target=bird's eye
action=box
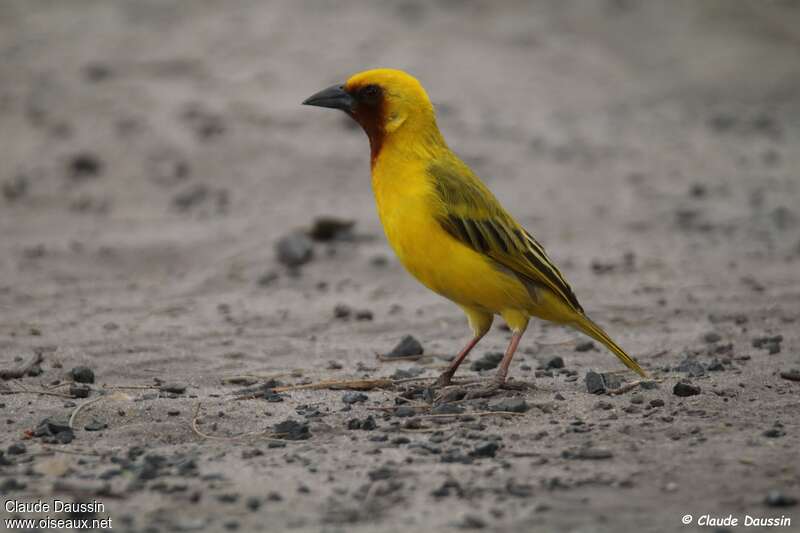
[359,84,381,104]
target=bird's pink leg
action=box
[435,333,486,387]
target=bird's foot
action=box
[434,371,454,388]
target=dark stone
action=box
[70,384,91,398]
[354,309,373,321]
[7,443,26,455]
[70,366,95,384]
[159,383,187,394]
[458,514,487,529]
[387,335,424,358]
[84,418,108,432]
[333,304,352,319]
[763,428,785,438]
[68,152,103,181]
[274,232,313,268]
[563,447,614,460]
[649,399,665,408]
[394,406,416,417]
[780,369,800,382]
[308,217,355,242]
[471,352,503,371]
[489,398,529,413]
[703,332,721,343]
[765,490,797,507]
[432,403,464,415]
[469,442,500,458]
[273,419,310,440]
[675,356,705,377]
[575,341,596,352]
[585,371,621,394]
[33,417,75,444]
[545,356,564,369]
[707,359,725,372]
[673,381,701,397]
[342,392,368,405]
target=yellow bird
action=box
[303,69,646,396]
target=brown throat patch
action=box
[348,85,387,167]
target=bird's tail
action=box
[574,316,647,377]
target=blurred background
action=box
[1,1,799,531]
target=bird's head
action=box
[303,69,439,162]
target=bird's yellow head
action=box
[303,68,440,164]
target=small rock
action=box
[469,441,500,458]
[563,447,614,460]
[273,419,310,440]
[489,398,528,413]
[70,384,91,398]
[458,514,487,529]
[471,352,503,371]
[257,271,279,287]
[575,341,596,352]
[675,356,705,377]
[7,443,26,455]
[308,217,355,242]
[545,356,564,369]
[387,335,424,358]
[584,371,621,394]
[779,369,800,382]
[342,392,368,405]
[33,417,74,444]
[354,309,373,321]
[394,406,416,418]
[68,152,103,181]
[703,332,721,343]
[333,304,352,319]
[274,232,313,268]
[763,428,785,438]
[673,381,701,397]
[431,403,464,415]
[649,398,665,408]
[84,418,108,432]
[765,490,797,508]
[70,366,95,384]
[159,383,187,394]
[707,359,725,372]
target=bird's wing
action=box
[428,159,584,314]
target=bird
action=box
[303,68,646,397]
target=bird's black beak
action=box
[302,84,354,112]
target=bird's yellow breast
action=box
[371,153,532,315]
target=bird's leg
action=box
[435,333,485,387]
[465,330,524,399]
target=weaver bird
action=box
[303,69,646,396]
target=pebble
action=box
[387,335,424,358]
[575,341,596,352]
[779,369,800,382]
[563,447,614,460]
[675,356,705,377]
[489,398,529,413]
[469,442,500,458]
[703,332,722,343]
[458,514,487,529]
[33,417,75,444]
[585,371,621,394]
[342,392,368,405]
[70,384,91,398]
[68,152,103,181]
[7,443,26,455]
[763,428,785,438]
[431,403,465,415]
[545,356,564,369]
[765,490,797,507]
[649,399,665,408]
[308,217,355,242]
[159,383,187,394]
[673,381,701,397]
[471,352,503,371]
[70,366,95,383]
[273,419,310,440]
[274,232,314,268]
[84,418,108,432]
[394,406,416,417]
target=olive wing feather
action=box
[429,160,584,314]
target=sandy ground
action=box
[1,1,800,532]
